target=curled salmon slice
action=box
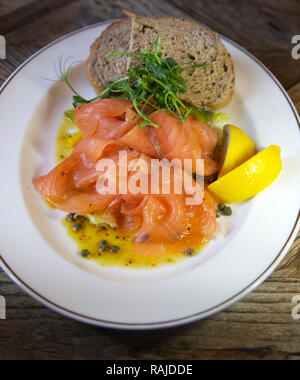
[74,99,132,138]
[73,137,122,161]
[34,152,82,205]
[150,111,219,176]
[60,192,118,215]
[190,120,218,155]
[136,195,188,243]
[132,191,216,256]
[120,126,159,157]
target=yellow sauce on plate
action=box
[63,217,188,269]
[55,113,81,164]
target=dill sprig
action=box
[58,37,208,128]
[55,56,82,96]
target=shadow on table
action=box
[88,321,202,359]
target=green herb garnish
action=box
[64,109,76,121]
[58,37,208,128]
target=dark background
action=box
[0,0,299,360]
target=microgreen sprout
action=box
[57,37,208,128]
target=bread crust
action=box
[86,19,130,94]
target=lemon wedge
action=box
[219,125,257,178]
[208,145,282,203]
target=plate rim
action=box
[0,20,299,330]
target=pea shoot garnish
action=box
[58,37,208,128]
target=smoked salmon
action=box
[34,99,218,256]
[73,99,219,176]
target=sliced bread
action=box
[87,13,235,109]
[125,12,235,109]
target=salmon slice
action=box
[123,108,140,131]
[34,151,101,205]
[35,137,123,207]
[150,111,197,162]
[136,195,187,243]
[121,195,147,216]
[95,117,125,139]
[120,126,159,157]
[60,192,118,215]
[73,162,97,190]
[190,120,218,155]
[34,153,82,205]
[74,99,132,138]
[73,137,122,161]
[150,111,219,176]
[118,214,143,232]
[71,138,125,189]
[190,119,219,176]
[185,190,217,243]
[203,156,219,177]
[132,191,216,256]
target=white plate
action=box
[0,21,299,329]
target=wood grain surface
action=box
[0,0,299,360]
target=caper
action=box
[73,223,82,231]
[216,210,222,218]
[100,240,109,252]
[111,246,120,253]
[67,213,77,222]
[81,250,89,258]
[184,249,194,256]
[223,206,232,216]
[218,203,226,211]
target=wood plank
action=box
[0,0,80,85]
[271,85,300,279]
[0,0,78,35]
[1,272,300,360]
[273,233,300,278]
[0,0,35,16]
[4,0,80,47]
[78,0,300,89]
[79,0,190,26]
[0,45,37,84]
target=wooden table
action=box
[0,0,299,360]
